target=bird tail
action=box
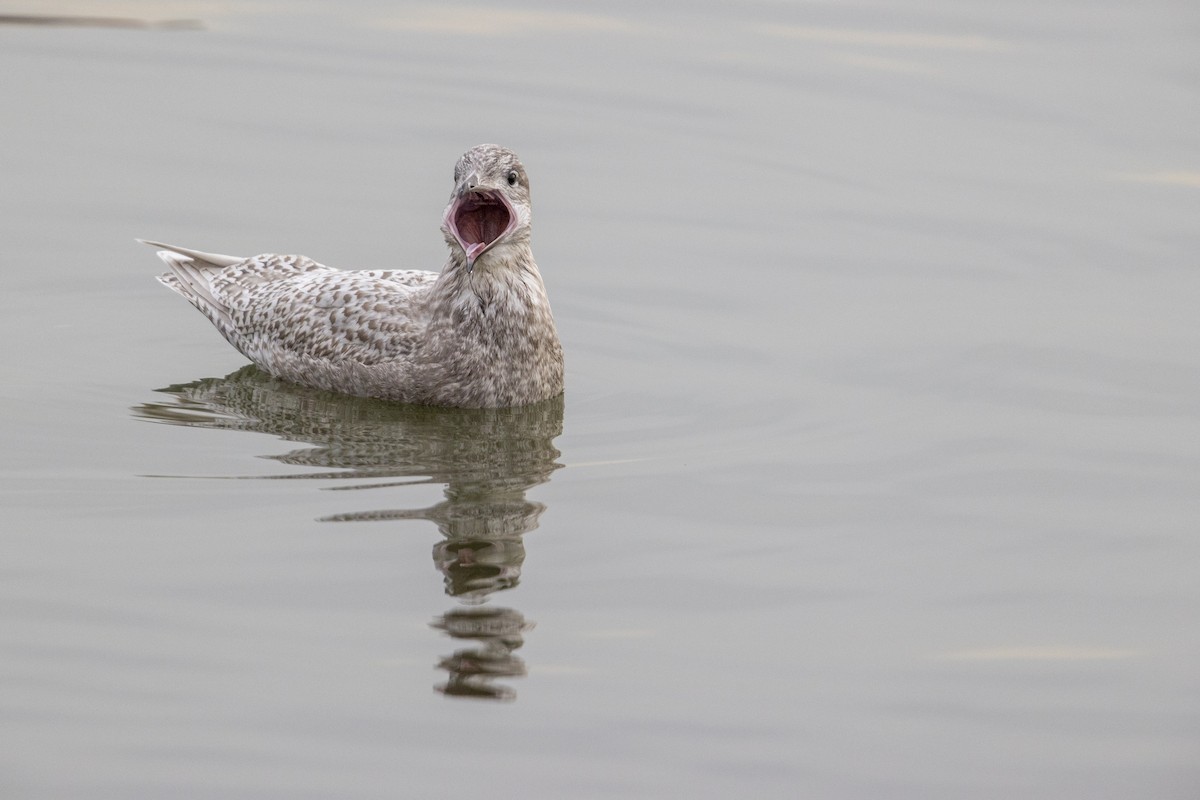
[140,239,242,329]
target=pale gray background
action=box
[1,2,1198,798]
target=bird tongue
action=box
[453,193,512,258]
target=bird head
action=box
[442,144,532,273]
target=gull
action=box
[142,144,563,408]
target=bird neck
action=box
[427,244,548,332]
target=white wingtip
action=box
[137,239,245,267]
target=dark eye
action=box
[507,170,518,186]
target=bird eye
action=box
[507,170,518,186]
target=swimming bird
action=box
[142,144,563,408]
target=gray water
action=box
[2,2,1198,798]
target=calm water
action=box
[2,2,1198,797]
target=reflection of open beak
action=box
[444,178,518,273]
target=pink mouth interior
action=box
[452,191,513,260]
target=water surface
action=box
[1,2,1198,798]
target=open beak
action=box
[443,174,518,273]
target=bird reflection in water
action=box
[134,365,563,701]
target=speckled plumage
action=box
[144,144,563,408]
